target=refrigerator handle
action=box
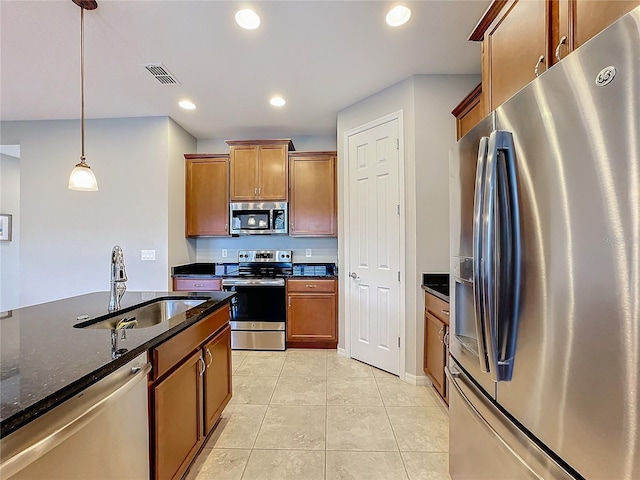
[472,136,491,373]
[486,130,522,382]
[482,131,499,380]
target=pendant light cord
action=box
[80,6,86,162]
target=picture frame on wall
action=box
[0,214,12,242]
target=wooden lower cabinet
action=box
[423,291,450,404]
[203,325,232,434]
[286,279,337,346]
[424,311,447,397]
[153,350,203,480]
[150,305,232,480]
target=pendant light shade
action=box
[68,0,99,191]
[69,157,98,191]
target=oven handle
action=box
[221,278,285,287]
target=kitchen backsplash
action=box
[195,236,338,263]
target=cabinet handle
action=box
[198,357,206,376]
[555,35,567,62]
[193,283,204,287]
[438,326,445,343]
[225,223,228,232]
[254,187,258,196]
[288,296,291,307]
[440,309,450,316]
[305,284,317,288]
[534,55,545,77]
[205,348,213,368]
[444,331,450,347]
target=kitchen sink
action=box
[76,298,206,330]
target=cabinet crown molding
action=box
[225,139,295,151]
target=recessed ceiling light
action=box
[235,8,260,30]
[270,96,286,107]
[386,5,411,27]
[178,100,196,110]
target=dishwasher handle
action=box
[0,361,151,479]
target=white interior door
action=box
[347,118,401,375]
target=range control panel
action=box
[238,250,292,263]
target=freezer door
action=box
[494,7,640,480]
[449,113,496,397]
[448,360,577,480]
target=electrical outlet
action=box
[141,249,155,261]
[222,249,228,258]
[306,249,312,257]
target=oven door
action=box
[222,278,286,350]
[230,209,272,234]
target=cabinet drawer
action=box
[173,278,221,291]
[152,305,229,380]
[425,292,450,325]
[287,278,336,293]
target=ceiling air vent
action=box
[143,63,181,86]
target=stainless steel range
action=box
[221,250,292,350]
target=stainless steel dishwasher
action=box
[0,353,151,480]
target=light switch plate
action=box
[222,249,228,258]
[306,249,312,257]
[141,249,155,261]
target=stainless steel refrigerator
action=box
[448,7,640,480]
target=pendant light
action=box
[68,0,99,191]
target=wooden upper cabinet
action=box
[185,154,229,237]
[469,0,640,114]
[227,139,294,201]
[570,0,640,50]
[228,146,259,201]
[259,144,289,200]
[484,0,549,111]
[451,83,484,140]
[289,152,337,237]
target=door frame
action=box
[341,110,406,380]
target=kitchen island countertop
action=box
[0,290,233,437]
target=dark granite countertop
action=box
[422,285,450,303]
[172,262,337,278]
[0,290,233,437]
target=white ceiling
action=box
[0,0,489,140]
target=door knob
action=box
[349,272,358,279]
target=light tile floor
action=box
[185,349,451,480]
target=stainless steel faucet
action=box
[108,245,128,311]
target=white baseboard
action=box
[337,347,347,358]
[404,372,432,386]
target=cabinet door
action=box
[289,153,337,236]
[572,0,640,49]
[424,311,446,398]
[258,144,288,200]
[186,158,229,236]
[230,145,259,201]
[287,294,337,342]
[485,0,549,110]
[203,324,232,434]
[154,350,203,480]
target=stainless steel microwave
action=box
[229,202,288,235]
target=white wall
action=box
[337,74,480,379]
[1,153,21,311]
[167,118,197,282]
[195,236,338,264]
[412,74,481,375]
[0,116,191,308]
